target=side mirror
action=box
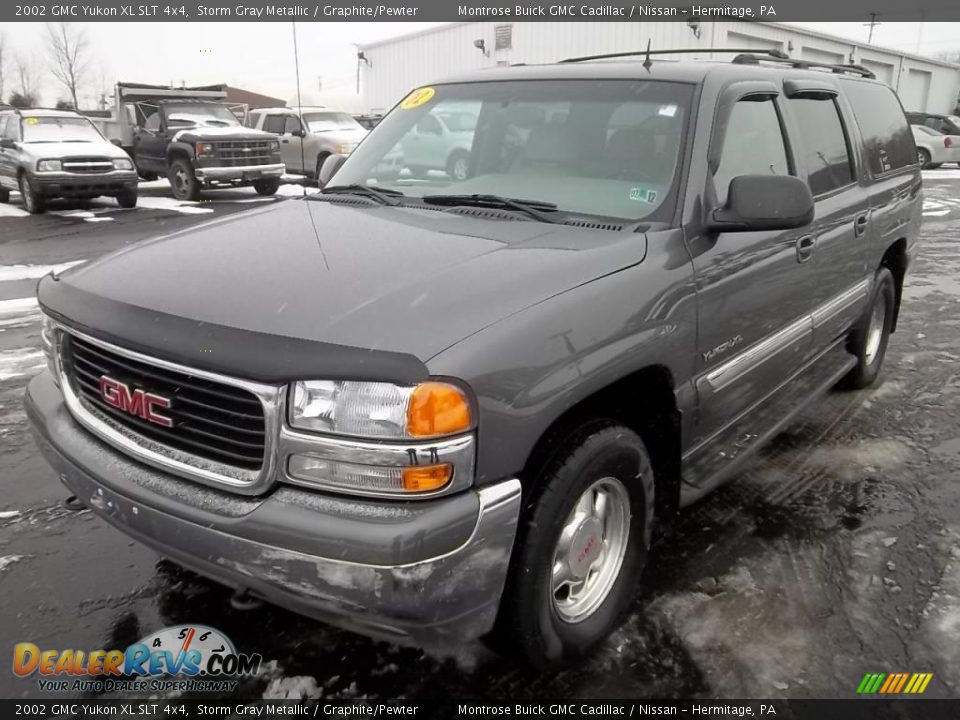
[291,128,306,138]
[0,138,16,150]
[318,153,347,187]
[709,175,814,233]
[110,138,123,147]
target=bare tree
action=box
[0,32,7,103]
[12,54,39,106]
[46,22,90,109]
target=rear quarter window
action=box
[839,80,915,176]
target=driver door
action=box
[280,114,306,174]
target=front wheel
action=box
[446,150,470,181]
[19,174,46,214]
[492,422,655,669]
[116,190,138,209]
[917,148,932,169]
[253,178,281,196]
[168,158,200,201]
[840,267,896,390]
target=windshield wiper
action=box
[320,184,404,206]
[421,194,561,224]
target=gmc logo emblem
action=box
[98,376,173,428]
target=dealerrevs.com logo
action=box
[13,625,262,693]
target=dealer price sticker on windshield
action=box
[401,87,436,110]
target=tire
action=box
[492,421,655,669]
[315,153,330,181]
[917,148,932,169]
[840,267,896,390]
[0,188,9,204]
[446,150,470,181]
[116,190,138,209]
[253,178,281,196]
[19,174,46,214]
[167,158,200,201]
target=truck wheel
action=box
[19,174,46,214]
[253,178,281,196]
[840,267,895,390]
[168,159,200,201]
[917,148,932,169]
[116,190,138,209]
[0,188,9,204]
[315,153,330,181]
[446,150,470,181]
[493,422,654,669]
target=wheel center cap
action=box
[568,517,603,580]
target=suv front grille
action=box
[63,334,266,470]
[62,157,114,174]
[214,141,274,167]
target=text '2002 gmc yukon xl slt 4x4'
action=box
[26,52,921,668]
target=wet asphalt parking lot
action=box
[2,171,960,703]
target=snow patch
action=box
[0,555,25,572]
[0,261,86,283]
[0,510,20,520]
[0,348,45,381]
[0,297,38,316]
[134,197,214,214]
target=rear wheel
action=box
[253,178,281,196]
[917,148,932,169]
[446,150,470,181]
[19,174,46,214]
[168,158,200,201]
[840,267,895,390]
[492,422,654,669]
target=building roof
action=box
[221,85,286,109]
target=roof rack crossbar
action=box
[731,53,876,78]
[560,47,790,64]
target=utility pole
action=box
[863,13,881,44]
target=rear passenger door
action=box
[781,84,872,348]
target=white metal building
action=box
[359,22,960,115]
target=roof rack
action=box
[560,47,790,64]
[731,53,876,78]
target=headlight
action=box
[290,380,472,440]
[37,160,62,172]
[196,142,214,156]
[40,313,60,386]
[334,143,358,154]
[113,158,134,170]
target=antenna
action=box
[642,39,653,72]
[291,22,307,197]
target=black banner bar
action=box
[4,699,960,720]
[4,0,960,22]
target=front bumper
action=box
[26,371,521,646]
[194,163,284,182]
[31,171,138,198]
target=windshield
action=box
[165,103,240,128]
[333,79,693,221]
[303,112,363,132]
[21,116,103,143]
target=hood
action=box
[20,140,131,160]
[171,125,275,142]
[309,127,368,143]
[39,200,646,382]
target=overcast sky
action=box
[3,21,959,109]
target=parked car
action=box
[906,111,960,137]
[28,52,921,668]
[247,107,367,179]
[399,108,478,180]
[912,124,960,168]
[0,108,138,214]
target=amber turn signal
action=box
[402,464,453,492]
[406,382,471,438]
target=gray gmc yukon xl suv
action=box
[26,54,922,668]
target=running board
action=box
[679,340,856,507]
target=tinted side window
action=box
[263,114,285,134]
[283,115,302,135]
[788,98,854,195]
[840,80,914,175]
[714,98,790,204]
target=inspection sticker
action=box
[23,117,39,125]
[630,187,658,203]
[401,87,436,110]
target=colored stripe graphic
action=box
[857,672,933,694]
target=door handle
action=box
[796,235,816,263]
[854,214,869,237]
[281,139,289,144]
